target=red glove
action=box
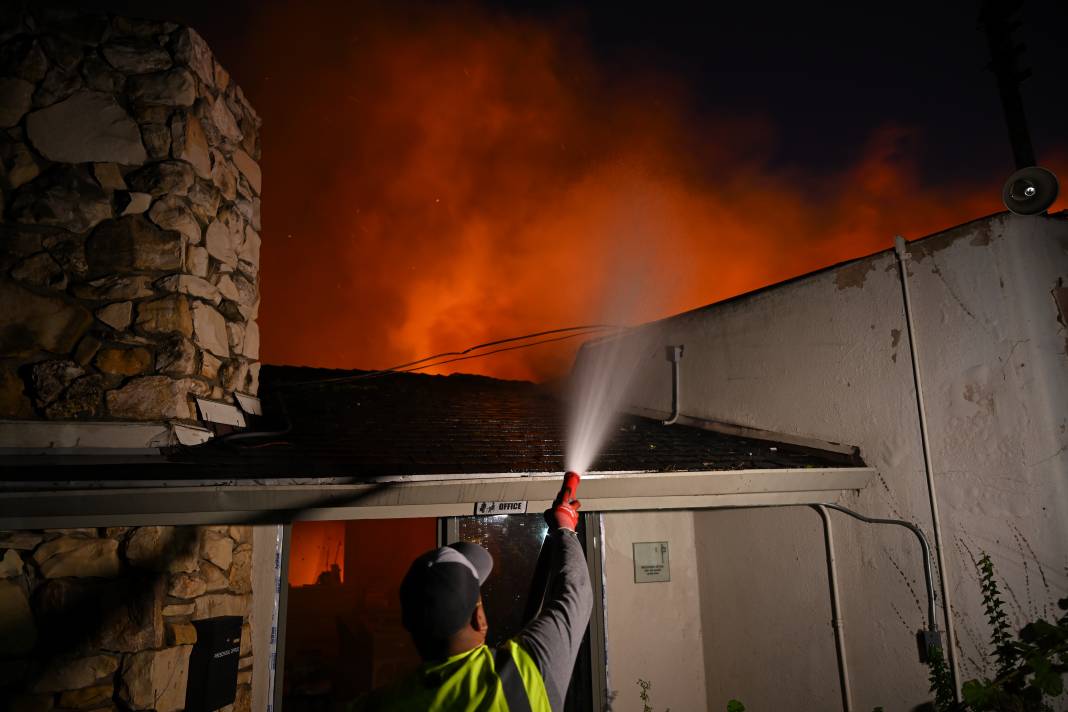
[547,472,581,531]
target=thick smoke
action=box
[242,2,1063,381]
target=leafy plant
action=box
[978,553,1016,680]
[926,642,959,711]
[636,678,669,712]
[726,701,745,712]
[637,679,652,712]
[959,594,1068,710]
[926,552,1068,711]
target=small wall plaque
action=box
[633,541,670,583]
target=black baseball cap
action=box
[399,542,493,640]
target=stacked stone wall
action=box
[1,524,255,711]
[0,5,262,422]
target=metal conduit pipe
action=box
[749,502,941,701]
[818,503,937,634]
[662,345,684,425]
[894,236,962,699]
[813,505,853,712]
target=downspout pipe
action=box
[663,345,684,425]
[894,236,961,699]
[813,505,853,712]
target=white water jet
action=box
[562,200,674,475]
[564,327,648,475]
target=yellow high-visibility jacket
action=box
[348,640,551,711]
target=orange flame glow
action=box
[247,3,1065,382]
[289,521,345,587]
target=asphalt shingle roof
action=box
[164,365,862,478]
[0,365,863,481]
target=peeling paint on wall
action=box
[834,259,876,290]
[908,213,1002,262]
[969,224,994,247]
[1053,280,1068,357]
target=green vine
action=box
[978,553,1016,680]
[636,678,669,712]
[925,551,1068,711]
[926,642,959,711]
[637,678,652,712]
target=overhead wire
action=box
[216,322,624,446]
[286,323,625,386]
[392,329,607,374]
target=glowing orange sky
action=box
[250,3,1065,382]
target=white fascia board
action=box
[0,467,875,529]
[0,420,172,450]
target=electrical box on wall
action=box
[185,616,242,712]
[633,541,670,583]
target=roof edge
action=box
[649,210,1013,326]
[0,467,877,528]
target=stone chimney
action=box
[0,5,262,429]
[0,10,263,711]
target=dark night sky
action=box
[562,0,1067,188]
[78,0,1067,184]
[61,0,1068,378]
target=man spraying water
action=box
[350,472,591,711]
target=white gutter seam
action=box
[894,235,961,700]
[266,525,283,712]
[598,513,611,707]
[815,504,853,712]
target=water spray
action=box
[565,329,648,475]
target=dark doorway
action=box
[282,517,437,711]
[282,513,601,711]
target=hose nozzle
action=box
[561,471,580,502]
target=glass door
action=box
[444,513,606,712]
[279,513,606,711]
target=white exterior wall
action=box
[693,506,844,710]
[586,213,1068,710]
[602,511,708,711]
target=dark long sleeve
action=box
[516,529,593,712]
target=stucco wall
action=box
[602,510,707,712]
[586,212,1068,709]
[694,507,843,710]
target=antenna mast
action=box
[979,0,1036,169]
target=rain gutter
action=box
[0,467,875,529]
